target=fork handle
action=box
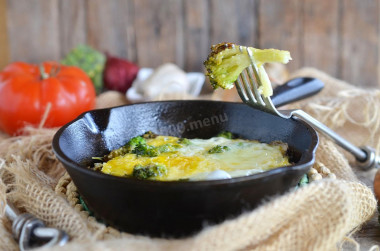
[272,77,324,107]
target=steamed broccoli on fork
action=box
[203,42,292,97]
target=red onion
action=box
[103,54,139,93]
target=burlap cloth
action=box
[0,68,378,250]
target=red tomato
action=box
[0,61,96,135]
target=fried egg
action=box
[100,136,290,181]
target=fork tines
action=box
[236,65,265,106]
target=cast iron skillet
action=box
[52,78,321,238]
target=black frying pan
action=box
[52,78,321,237]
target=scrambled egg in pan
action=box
[96,132,290,181]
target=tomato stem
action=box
[39,65,49,80]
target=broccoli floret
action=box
[132,164,167,180]
[104,136,147,160]
[126,136,146,151]
[132,143,159,157]
[203,42,291,97]
[178,138,191,145]
[157,144,180,153]
[208,145,230,154]
[104,134,166,161]
[297,174,309,187]
[204,43,250,90]
[111,134,182,158]
[217,131,234,139]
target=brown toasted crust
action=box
[209,42,235,57]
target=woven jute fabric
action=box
[0,68,378,250]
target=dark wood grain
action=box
[6,0,60,63]
[183,0,209,72]
[340,0,379,88]
[352,212,380,250]
[86,0,136,61]
[58,0,86,57]
[303,0,339,77]
[2,0,380,87]
[0,0,9,69]
[350,167,380,250]
[133,0,184,68]
[209,0,257,47]
[258,0,303,72]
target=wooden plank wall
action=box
[2,0,380,88]
[0,0,9,69]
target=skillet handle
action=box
[271,77,324,107]
[290,110,380,170]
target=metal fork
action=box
[235,46,379,170]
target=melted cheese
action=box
[101,136,290,181]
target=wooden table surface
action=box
[350,167,380,249]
